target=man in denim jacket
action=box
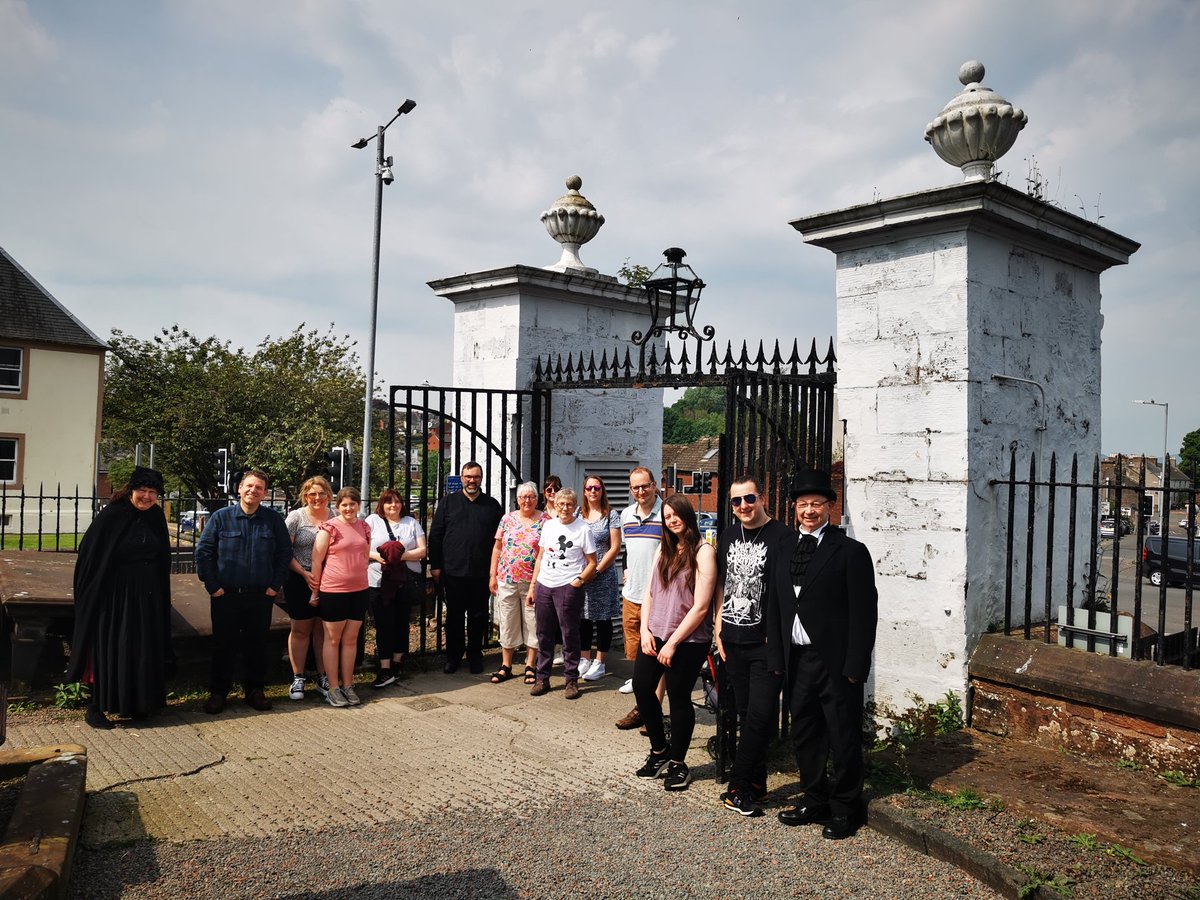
[196,469,291,714]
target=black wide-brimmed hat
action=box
[788,467,836,502]
[128,466,165,494]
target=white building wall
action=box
[1,344,104,533]
[794,182,1137,716]
[432,266,663,504]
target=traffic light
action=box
[213,448,229,495]
[325,447,345,492]
[689,470,702,494]
[1141,494,1154,516]
[700,471,713,493]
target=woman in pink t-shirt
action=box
[311,487,372,708]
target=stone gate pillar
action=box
[789,63,1139,712]
[427,177,663,498]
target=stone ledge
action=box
[969,632,1200,733]
[0,745,87,900]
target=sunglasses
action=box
[584,485,603,492]
[730,494,758,507]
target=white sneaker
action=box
[553,654,564,666]
[619,677,634,694]
[577,658,594,678]
[288,676,305,701]
[583,661,606,682]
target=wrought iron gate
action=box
[385,383,551,654]
[384,338,835,656]
[532,336,836,530]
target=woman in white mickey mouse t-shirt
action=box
[526,487,596,699]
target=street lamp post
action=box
[1133,398,1169,533]
[352,99,416,503]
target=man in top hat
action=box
[766,467,877,839]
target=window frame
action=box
[0,345,29,399]
[0,433,23,487]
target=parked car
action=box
[178,510,208,533]
[1099,518,1116,538]
[697,513,717,529]
[1142,536,1200,587]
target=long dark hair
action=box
[657,495,700,591]
[539,474,562,511]
[580,474,610,517]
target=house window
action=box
[0,347,22,394]
[0,437,17,484]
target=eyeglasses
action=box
[630,483,654,493]
[730,494,758,507]
[584,485,603,492]
[795,500,829,511]
[544,487,557,494]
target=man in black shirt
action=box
[428,461,503,674]
[715,474,793,817]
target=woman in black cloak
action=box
[68,466,174,728]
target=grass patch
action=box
[1017,867,1074,898]
[930,786,988,811]
[1159,769,1200,788]
[1106,843,1147,866]
[1067,832,1099,851]
[0,533,84,550]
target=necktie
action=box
[791,533,818,584]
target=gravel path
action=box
[70,800,999,899]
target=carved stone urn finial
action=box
[925,61,1028,182]
[541,175,605,274]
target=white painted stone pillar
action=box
[790,181,1138,712]
[427,265,663,499]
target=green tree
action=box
[663,385,726,443]
[1179,428,1200,478]
[103,325,366,498]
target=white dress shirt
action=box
[791,524,827,645]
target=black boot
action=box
[85,703,114,730]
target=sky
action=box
[2,0,1197,459]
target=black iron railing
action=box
[992,451,1197,669]
[0,485,290,574]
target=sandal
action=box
[523,665,537,685]
[490,665,513,684]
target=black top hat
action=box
[788,467,837,502]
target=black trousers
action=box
[209,589,274,695]
[441,574,490,664]
[725,641,782,791]
[633,638,710,763]
[579,618,613,653]
[786,644,865,819]
[371,579,421,661]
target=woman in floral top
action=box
[488,481,550,684]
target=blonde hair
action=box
[299,475,333,503]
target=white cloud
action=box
[1,0,1198,454]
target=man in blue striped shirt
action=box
[614,466,664,730]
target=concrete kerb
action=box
[0,744,88,900]
[867,800,1042,900]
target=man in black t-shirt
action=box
[715,474,793,817]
